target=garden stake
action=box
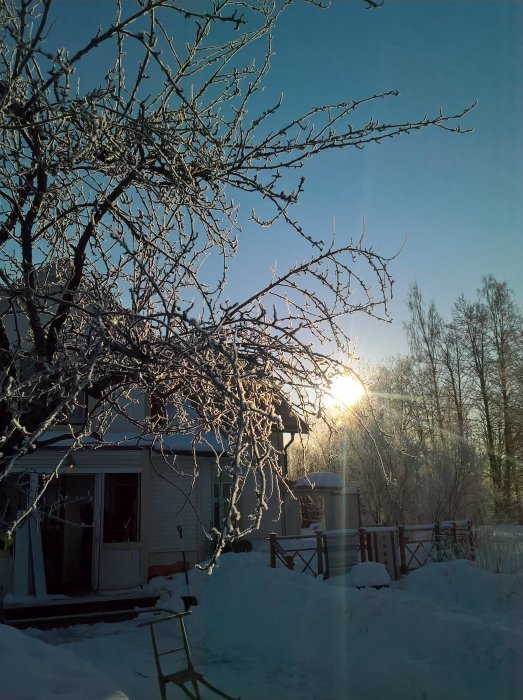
[177,525,198,611]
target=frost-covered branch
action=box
[0,0,473,558]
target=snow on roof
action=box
[293,471,344,490]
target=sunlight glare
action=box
[324,374,365,410]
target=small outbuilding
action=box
[293,472,361,531]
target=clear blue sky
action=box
[230,0,523,364]
[53,1,522,365]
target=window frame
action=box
[103,472,141,544]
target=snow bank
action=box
[347,561,391,588]
[0,623,128,700]
[17,549,523,700]
[399,558,522,617]
[188,554,523,700]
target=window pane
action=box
[103,474,140,543]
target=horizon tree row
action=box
[291,276,522,525]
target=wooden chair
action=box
[140,611,240,700]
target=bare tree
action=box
[454,278,523,520]
[406,284,446,434]
[295,278,522,526]
[0,0,472,561]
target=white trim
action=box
[12,513,30,596]
[29,517,46,598]
[92,473,104,591]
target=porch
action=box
[2,588,159,629]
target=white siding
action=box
[237,433,289,541]
[239,467,287,541]
[98,547,141,590]
[14,447,142,472]
[146,455,214,566]
[14,449,70,471]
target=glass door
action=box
[40,474,95,595]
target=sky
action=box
[49,0,522,366]
[232,0,523,364]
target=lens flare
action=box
[324,374,365,409]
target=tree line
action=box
[291,276,523,525]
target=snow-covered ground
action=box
[2,529,523,700]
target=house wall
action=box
[1,426,296,596]
[239,470,304,541]
[239,468,281,541]
[2,291,301,586]
[238,431,298,541]
[145,453,214,568]
[101,388,147,434]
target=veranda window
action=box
[103,473,140,543]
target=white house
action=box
[0,277,305,619]
[0,393,302,609]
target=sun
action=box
[324,374,365,410]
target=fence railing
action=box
[268,533,325,577]
[269,520,474,580]
[398,520,475,575]
[268,529,369,580]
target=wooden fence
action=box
[269,520,475,580]
[269,529,368,580]
[398,520,475,575]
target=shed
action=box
[293,472,361,530]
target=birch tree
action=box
[454,278,523,519]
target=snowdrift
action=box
[8,548,523,700]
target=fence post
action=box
[322,533,330,580]
[366,531,373,561]
[435,522,443,562]
[451,521,458,545]
[468,520,475,561]
[398,525,407,575]
[316,530,324,576]
[269,532,277,568]
[359,527,367,563]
